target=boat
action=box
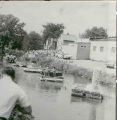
[24,67,42,73]
[40,68,64,83]
[13,62,27,67]
[71,84,103,100]
[41,68,63,76]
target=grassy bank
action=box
[21,51,115,87]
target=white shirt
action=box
[0,75,30,119]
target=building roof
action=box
[61,34,77,42]
[90,37,116,41]
[77,38,90,43]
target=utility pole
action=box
[0,23,5,63]
[0,38,3,65]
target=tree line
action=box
[0,14,64,54]
[0,14,108,55]
[80,26,108,39]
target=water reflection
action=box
[15,68,115,120]
[71,96,102,105]
[40,82,63,91]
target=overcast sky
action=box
[0,1,116,37]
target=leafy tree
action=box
[81,26,108,39]
[0,14,25,61]
[42,23,64,49]
[28,31,43,50]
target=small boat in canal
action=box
[23,63,43,73]
[71,84,103,100]
[40,68,64,83]
[24,67,42,73]
[13,62,27,67]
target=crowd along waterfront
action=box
[15,67,115,120]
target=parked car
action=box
[106,61,116,69]
[63,54,71,60]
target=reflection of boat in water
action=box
[71,84,103,100]
[40,81,63,91]
[71,96,102,104]
[41,76,64,83]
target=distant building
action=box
[57,34,77,59]
[90,37,116,62]
[57,34,90,60]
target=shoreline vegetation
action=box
[18,50,116,88]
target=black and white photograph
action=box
[0,1,116,120]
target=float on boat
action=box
[40,69,64,83]
[71,84,103,100]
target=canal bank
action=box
[22,52,116,87]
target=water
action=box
[16,68,115,120]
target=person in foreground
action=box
[0,66,34,120]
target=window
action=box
[111,47,116,53]
[100,47,104,52]
[93,46,96,51]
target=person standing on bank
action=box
[0,67,33,120]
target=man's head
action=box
[2,66,15,80]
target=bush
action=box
[98,71,116,87]
[6,49,24,58]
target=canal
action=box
[15,67,115,120]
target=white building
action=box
[57,34,77,59]
[90,37,116,62]
[57,34,90,60]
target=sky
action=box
[0,1,116,37]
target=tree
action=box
[81,26,108,39]
[42,23,64,49]
[28,31,43,50]
[0,14,25,60]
